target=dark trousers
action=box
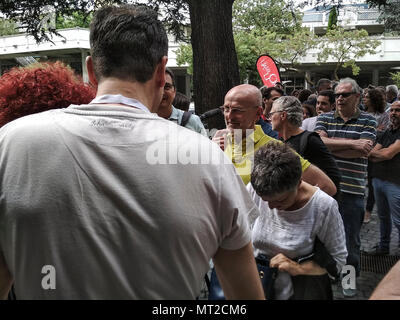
[338,193,364,277]
[365,161,375,212]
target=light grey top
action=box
[169,105,208,137]
[0,103,256,299]
[246,184,347,300]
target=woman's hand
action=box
[270,253,303,276]
[270,253,327,276]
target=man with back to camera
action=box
[157,68,207,136]
[315,77,377,298]
[0,5,265,300]
[211,84,337,197]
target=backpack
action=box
[180,111,192,127]
[298,130,316,156]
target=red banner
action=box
[256,55,281,88]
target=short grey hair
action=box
[337,77,361,94]
[273,96,303,127]
[386,85,399,96]
[251,142,302,198]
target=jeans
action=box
[338,193,364,277]
[365,161,375,212]
[372,178,400,250]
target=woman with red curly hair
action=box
[0,61,96,127]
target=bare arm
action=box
[317,131,373,158]
[370,261,400,300]
[0,252,13,300]
[213,242,265,300]
[369,140,400,163]
[302,164,337,196]
[270,253,326,276]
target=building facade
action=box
[281,1,400,91]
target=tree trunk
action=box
[187,0,240,115]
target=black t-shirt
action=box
[370,127,400,185]
[285,131,342,197]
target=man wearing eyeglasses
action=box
[367,101,400,258]
[212,84,337,197]
[157,68,207,136]
[315,77,377,298]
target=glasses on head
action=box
[164,83,175,91]
[266,110,283,119]
[334,92,356,99]
[219,105,258,114]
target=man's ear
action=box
[255,106,263,122]
[86,56,98,87]
[155,56,168,89]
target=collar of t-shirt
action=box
[334,107,361,121]
[90,94,150,113]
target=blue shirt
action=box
[168,106,207,137]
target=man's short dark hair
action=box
[251,142,302,198]
[165,68,175,86]
[90,5,168,83]
[173,92,190,111]
[318,90,335,105]
[262,87,284,99]
[316,78,332,92]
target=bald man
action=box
[212,84,336,196]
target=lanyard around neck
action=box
[90,94,150,113]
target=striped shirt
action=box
[315,109,377,196]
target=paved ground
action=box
[332,206,400,300]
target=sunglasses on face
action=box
[334,92,356,99]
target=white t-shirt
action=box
[301,116,317,132]
[0,104,257,299]
[246,184,347,300]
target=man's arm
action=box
[317,131,373,158]
[369,140,400,163]
[302,164,337,196]
[370,261,400,300]
[0,252,13,300]
[213,243,265,300]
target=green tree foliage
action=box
[232,0,316,84]
[56,11,93,29]
[327,7,337,31]
[232,0,302,34]
[175,43,193,75]
[367,0,400,33]
[0,18,18,36]
[390,72,400,89]
[317,27,380,80]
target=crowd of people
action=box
[0,4,399,301]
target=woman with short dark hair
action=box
[247,142,347,300]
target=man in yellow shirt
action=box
[212,84,336,196]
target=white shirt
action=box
[246,184,347,300]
